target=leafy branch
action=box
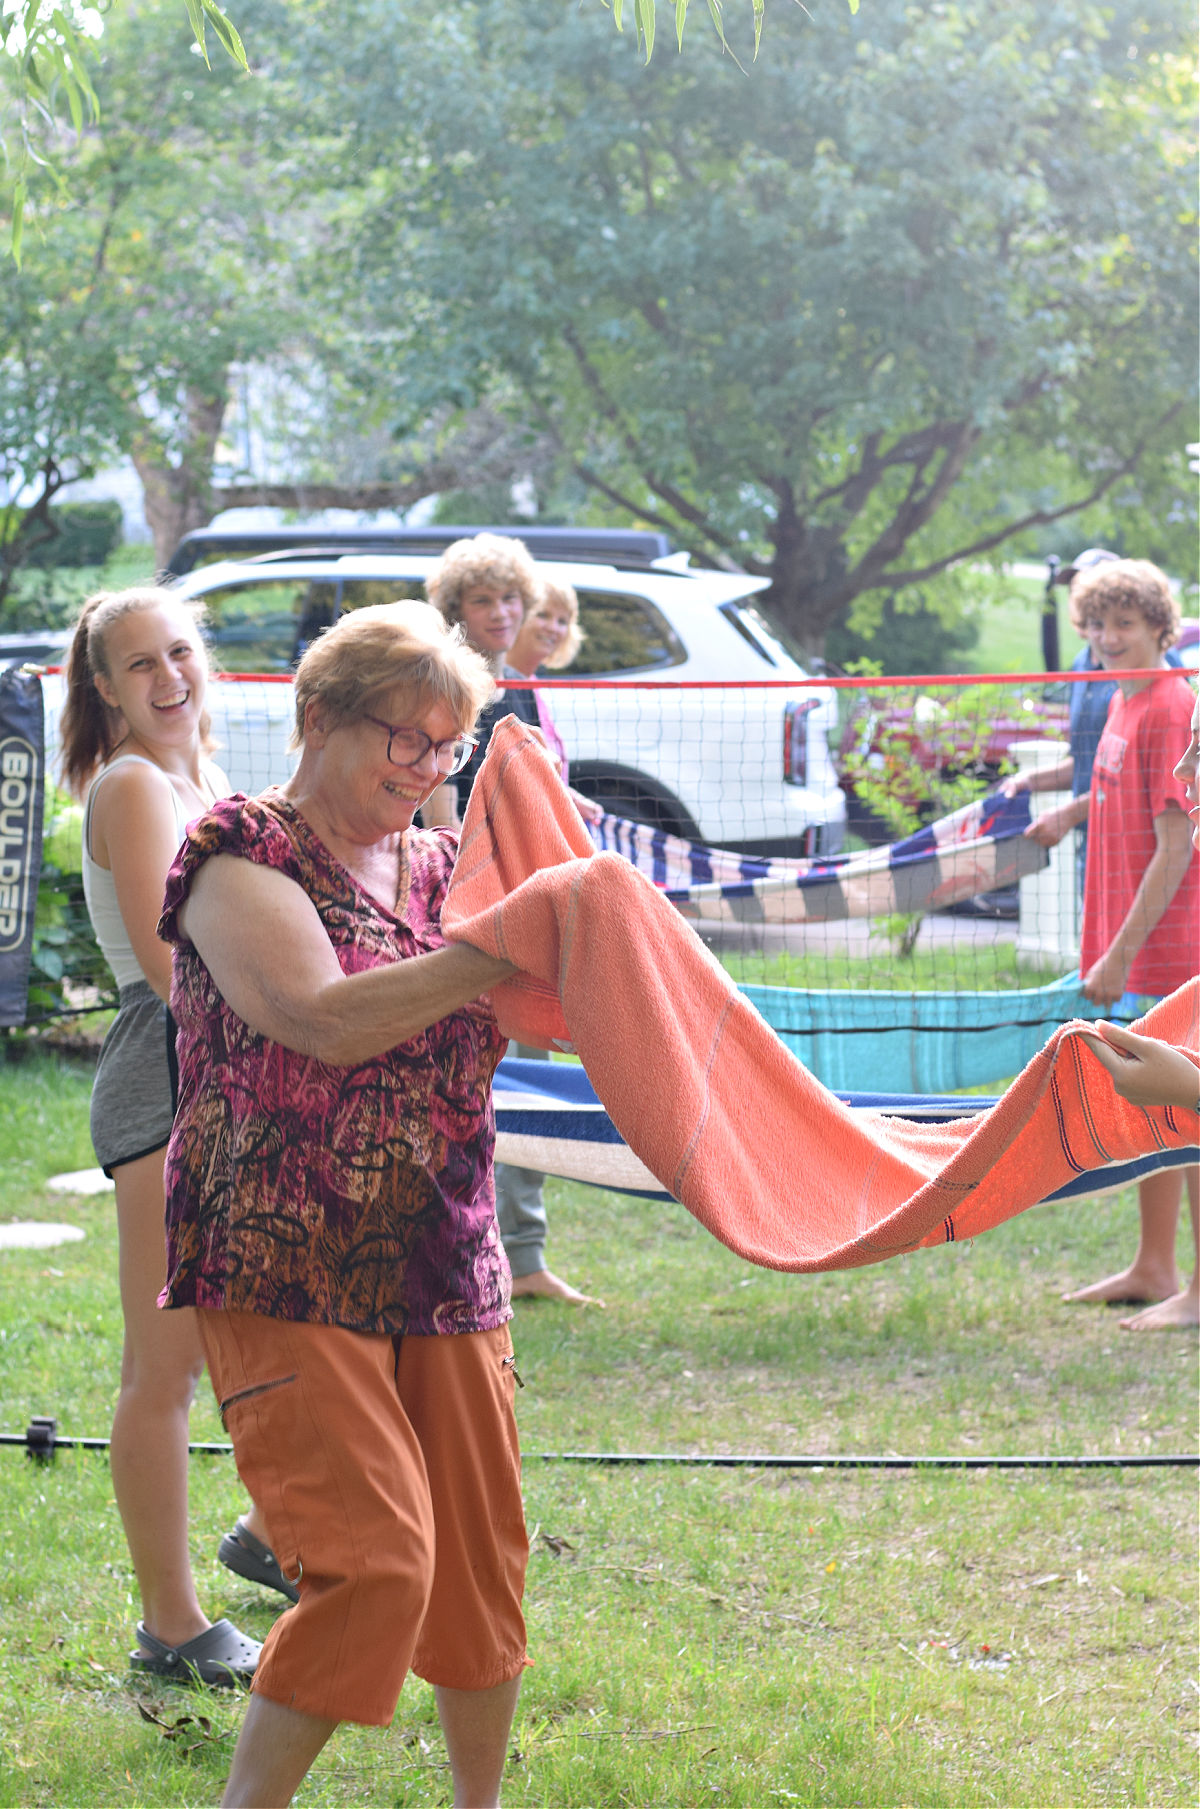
[2,0,247,260]
[2,2,858,258]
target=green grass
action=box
[0,1052,1196,1807]
[716,941,1056,993]
[963,576,1048,676]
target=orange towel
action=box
[442,719,1200,1272]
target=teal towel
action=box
[741,972,1092,1092]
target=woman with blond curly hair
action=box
[508,578,586,781]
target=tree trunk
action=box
[130,401,516,571]
[760,507,851,664]
[129,383,229,572]
[0,458,66,609]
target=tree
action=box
[1,4,305,570]
[338,0,1196,654]
[0,3,563,571]
[0,264,130,604]
[2,3,455,570]
[0,1,790,255]
[0,0,248,257]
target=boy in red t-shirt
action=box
[1068,561,1198,1329]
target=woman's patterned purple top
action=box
[159,791,511,1335]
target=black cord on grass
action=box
[526,1450,1198,1471]
[3,1424,1195,1469]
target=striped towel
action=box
[442,718,1199,1273]
[590,787,1046,924]
[742,973,1094,1093]
[493,1059,1199,1209]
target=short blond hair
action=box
[1069,559,1181,648]
[290,601,496,749]
[425,533,542,626]
[528,580,585,669]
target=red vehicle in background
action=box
[839,687,1069,794]
[835,684,1070,845]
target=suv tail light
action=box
[783,698,820,785]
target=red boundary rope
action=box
[40,666,1197,690]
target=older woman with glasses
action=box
[157,603,528,1808]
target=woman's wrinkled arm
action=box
[177,854,515,1064]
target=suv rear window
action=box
[198,576,425,672]
[721,601,811,671]
[197,575,685,676]
[570,591,686,675]
[199,580,328,672]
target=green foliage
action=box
[182,0,248,70]
[24,788,114,1027]
[1,2,802,260]
[4,0,1196,643]
[826,592,981,677]
[1,0,248,259]
[0,3,102,262]
[0,539,150,637]
[337,0,1197,652]
[430,484,536,530]
[19,502,123,571]
[841,681,1020,840]
[1,1,316,572]
[0,239,132,603]
[838,681,1017,956]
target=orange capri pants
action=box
[197,1309,528,1726]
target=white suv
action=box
[44,530,847,857]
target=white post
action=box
[1013,739,1080,972]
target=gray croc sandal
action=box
[131,1618,261,1687]
[218,1517,300,1605]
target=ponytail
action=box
[60,593,120,798]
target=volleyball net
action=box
[4,662,1196,1083]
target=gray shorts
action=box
[90,980,178,1176]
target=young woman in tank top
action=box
[61,586,289,1686]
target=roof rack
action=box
[167,524,679,577]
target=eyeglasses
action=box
[362,714,478,776]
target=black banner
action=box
[0,666,46,1028]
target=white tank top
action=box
[81,755,216,991]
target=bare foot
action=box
[510,1267,605,1308]
[1062,1263,1178,1306]
[1120,1285,1200,1331]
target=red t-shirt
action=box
[1080,673,1199,998]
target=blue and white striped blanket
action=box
[589,787,1045,924]
[588,788,1080,1090]
[493,1057,1199,1208]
